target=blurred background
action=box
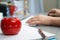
[0,0,60,16]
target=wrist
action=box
[50,17,60,26]
[45,16,53,25]
[49,17,57,26]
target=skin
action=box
[27,15,52,26]
[27,8,60,36]
[27,9,60,27]
[48,8,60,17]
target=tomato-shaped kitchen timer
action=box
[1,17,22,35]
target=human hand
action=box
[26,15,52,26]
[48,8,60,17]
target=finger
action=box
[26,18,34,23]
[49,9,57,13]
[28,21,36,25]
[28,21,40,25]
[26,19,37,23]
[48,13,56,16]
[48,9,56,16]
[26,17,39,23]
[48,9,57,16]
[49,10,56,13]
[27,19,39,23]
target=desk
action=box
[38,26,60,40]
[0,16,59,40]
[0,16,42,40]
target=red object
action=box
[1,17,22,35]
[9,5,16,16]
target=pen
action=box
[38,29,46,40]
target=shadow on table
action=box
[0,33,42,40]
[0,33,18,40]
[0,33,11,38]
[30,38,42,40]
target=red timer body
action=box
[1,17,22,35]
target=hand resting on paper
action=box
[26,8,60,27]
[26,15,52,26]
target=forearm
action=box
[50,17,60,26]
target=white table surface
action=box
[38,26,60,40]
[0,16,42,40]
[0,16,60,40]
[22,16,60,40]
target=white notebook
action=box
[0,16,56,40]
